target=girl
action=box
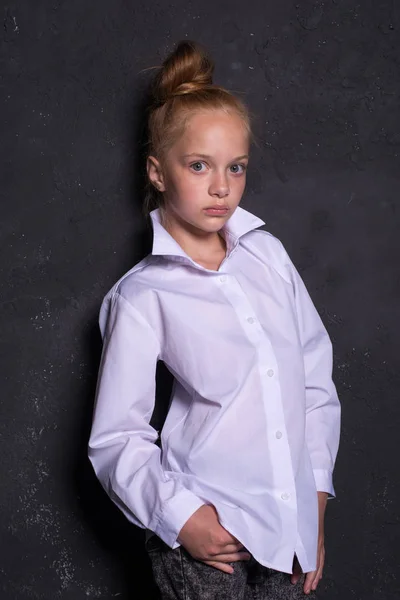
[88,40,341,599]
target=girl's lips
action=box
[204,207,229,215]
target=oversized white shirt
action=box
[88,205,341,575]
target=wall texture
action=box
[1,0,399,598]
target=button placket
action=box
[219,275,296,510]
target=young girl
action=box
[88,40,341,599]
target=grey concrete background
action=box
[1,0,399,598]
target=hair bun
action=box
[152,40,215,106]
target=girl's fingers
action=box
[209,551,251,563]
[311,563,324,590]
[203,560,234,573]
[202,550,251,573]
[304,571,316,593]
[215,543,245,554]
[311,548,325,590]
[222,532,243,546]
[311,574,322,591]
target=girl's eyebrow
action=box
[182,153,249,161]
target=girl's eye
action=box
[190,161,206,172]
[230,163,247,174]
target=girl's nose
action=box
[209,172,230,198]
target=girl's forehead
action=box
[175,110,249,148]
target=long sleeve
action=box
[88,291,205,547]
[283,246,341,499]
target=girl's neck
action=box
[161,209,227,269]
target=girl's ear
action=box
[147,156,166,192]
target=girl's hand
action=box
[290,534,325,593]
[291,491,328,593]
[177,504,251,573]
[303,532,325,594]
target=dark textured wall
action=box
[1,1,399,598]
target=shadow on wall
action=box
[72,75,174,599]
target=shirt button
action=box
[281,492,290,501]
[267,369,274,377]
[275,431,282,439]
[247,317,255,324]
[219,275,226,283]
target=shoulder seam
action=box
[112,290,162,353]
[107,255,155,297]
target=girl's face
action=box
[147,109,249,235]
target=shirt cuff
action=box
[153,489,206,548]
[313,468,336,499]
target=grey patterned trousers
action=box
[146,535,312,600]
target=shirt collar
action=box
[149,205,265,259]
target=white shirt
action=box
[88,205,341,575]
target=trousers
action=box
[145,535,311,600]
